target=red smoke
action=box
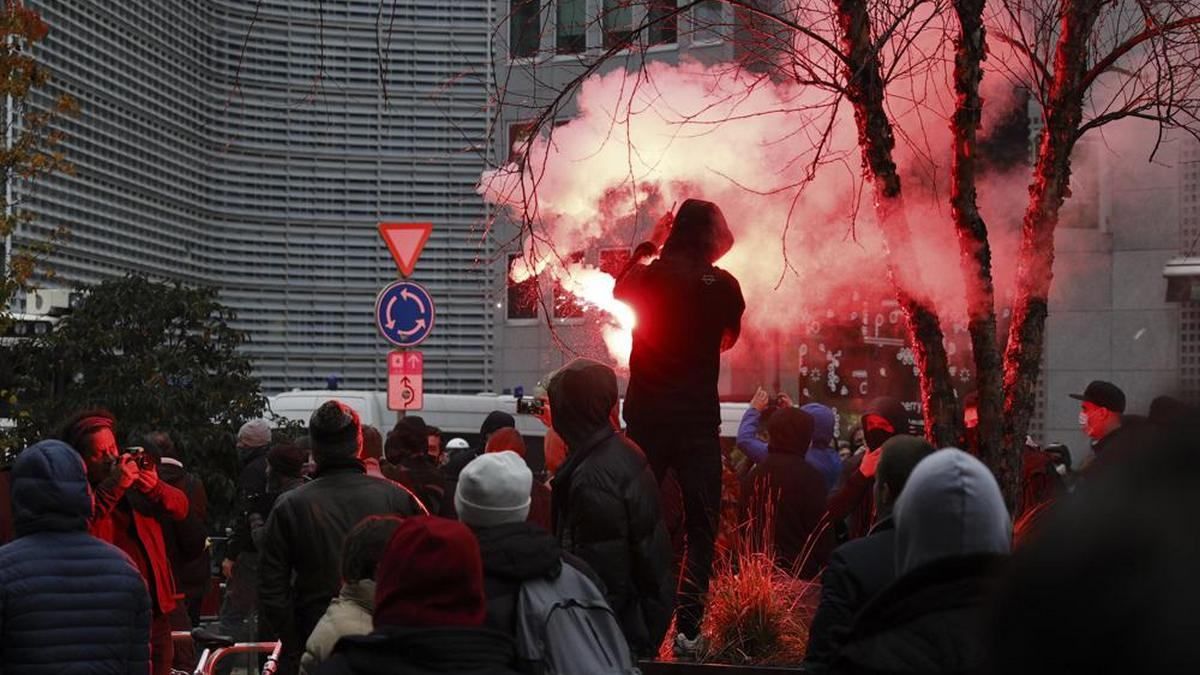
[479,12,1065,368]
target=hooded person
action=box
[547,358,674,657]
[0,441,152,675]
[738,407,835,577]
[805,435,935,671]
[987,428,1200,675]
[832,449,1012,674]
[802,403,843,494]
[258,401,425,675]
[319,516,521,675]
[613,198,745,657]
[823,397,910,541]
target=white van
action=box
[267,389,749,441]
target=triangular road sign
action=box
[379,223,432,277]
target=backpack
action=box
[515,562,638,675]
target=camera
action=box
[124,446,154,470]
[516,397,546,416]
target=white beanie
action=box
[237,419,272,449]
[455,451,532,528]
[446,438,470,451]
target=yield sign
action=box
[379,223,433,277]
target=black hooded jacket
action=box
[614,199,745,431]
[825,397,910,540]
[739,408,835,577]
[547,359,674,656]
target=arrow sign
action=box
[379,223,432,278]
[388,351,424,410]
[375,281,435,347]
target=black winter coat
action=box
[259,462,423,646]
[739,448,835,577]
[226,445,269,559]
[318,627,520,675]
[473,521,603,638]
[551,428,673,656]
[0,441,151,675]
[805,519,897,669]
[831,553,1007,675]
[158,460,210,600]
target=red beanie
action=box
[373,516,486,628]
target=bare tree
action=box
[482,0,1200,507]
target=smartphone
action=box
[516,397,546,416]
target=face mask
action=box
[1078,411,1089,428]
[864,428,892,451]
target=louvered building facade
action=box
[10,0,495,393]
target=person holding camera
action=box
[60,409,190,675]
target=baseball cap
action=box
[1069,380,1126,414]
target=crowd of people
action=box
[1,198,1198,674]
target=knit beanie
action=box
[237,419,272,449]
[480,410,516,437]
[267,443,307,479]
[373,516,487,628]
[309,401,361,462]
[484,427,527,458]
[455,451,532,528]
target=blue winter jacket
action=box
[0,440,151,674]
[738,406,844,492]
[801,403,844,494]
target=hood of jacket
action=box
[865,397,910,436]
[893,449,1011,575]
[801,403,836,448]
[334,626,516,674]
[473,521,563,583]
[547,358,618,449]
[13,440,94,537]
[237,443,268,468]
[660,198,734,265]
[767,407,814,456]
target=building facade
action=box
[12,0,495,393]
[490,2,1190,464]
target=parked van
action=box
[266,390,750,473]
[268,390,748,439]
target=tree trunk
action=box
[834,0,960,446]
[949,0,1008,503]
[1002,0,1104,507]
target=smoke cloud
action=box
[479,12,1064,367]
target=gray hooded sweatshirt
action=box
[893,448,1012,575]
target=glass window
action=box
[602,0,634,50]
[509,0,541,58]
[507,254,539,320]
[692,0,724,44]
[648,0,678,46]
[557,0,586,54]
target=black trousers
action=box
[628,422,722,639]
